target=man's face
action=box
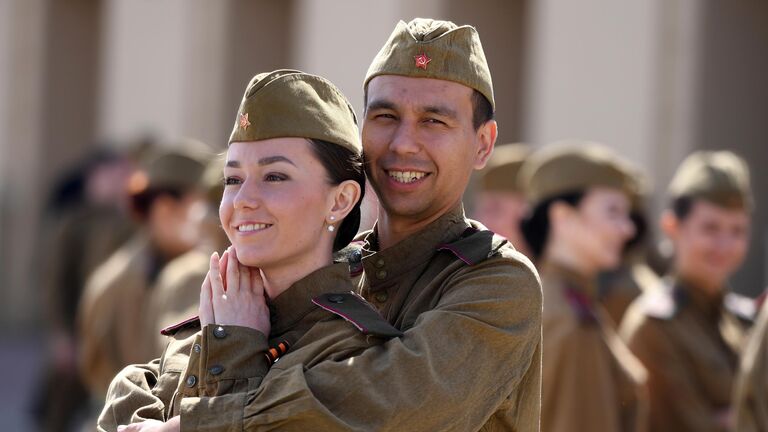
[666,200,751,289]
[362,75,495,222]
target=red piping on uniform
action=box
[312,298,369,333]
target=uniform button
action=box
[376,270,387,280]
[209,365,224,376]
[193,343,201,353]
[213,326,227,339]
[185,375,197,387]
[375,258,385,268]
[328,294,345,304]
[375,292,389,303]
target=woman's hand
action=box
[199,247,271,336]
[117,416,179,431]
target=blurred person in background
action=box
[520,141,648,432]
[76,141,210,421]
[733,285,768,432]
[621,150,754,432]
[472,143,532,257]
[32,144,140,432]
[598,187,663,327]
[144,157,231,354]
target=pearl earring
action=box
[327,225,335,232]
[327,215,336,232]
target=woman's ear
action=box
[660,210,679,242]
[327,180,362,223]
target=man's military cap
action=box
[520,140,642,205]
[229,69,361,155]
[479,143,531,193]
[364,18,495,110]
[668,150,752,210]
[128,138,211,195]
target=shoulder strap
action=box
[312,293,403,338]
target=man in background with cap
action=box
[621,150,754,432]
[160,18,541,432]
[76,142,210,418]
[473,143,532,258]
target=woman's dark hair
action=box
[623,208,648,254]
[520,191,584,260]
[308,139,366,252]
[670,196,694,221]
[130,188,184,221]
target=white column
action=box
[0,0,49,325]
[523,0,704,215]
[98,0,229,148]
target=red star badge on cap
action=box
[414,53,431,70]
[239,113,251,130]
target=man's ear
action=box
[473,120,497,170]
[327,180,362,222]
[660,210,679,241]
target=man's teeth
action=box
[237,223,270,232]
[389,171,426,184]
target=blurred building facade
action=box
[0,0,766,330]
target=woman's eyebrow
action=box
[259,155,296,167]
[225,156,296,168]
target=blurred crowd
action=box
[30,136,764,432]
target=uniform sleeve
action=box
[97,360,165,432]
[624,317,722,432]
[178,257,542,431]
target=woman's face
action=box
[220,138,339,270]
[557,187,636,271]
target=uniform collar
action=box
[541,260,598,301]
[672,276,726,320]
[360,204,470,287]
[268,262,354,334]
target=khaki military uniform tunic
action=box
[77,233,163,399]
[98,263,400,432]
[171,205,542,431]
[598,262,660,327]
[620,277,749,432]
[733,301,768,432]
[541,262,648,432]
[145,249,210,354]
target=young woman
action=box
[98,70,400,432]
[519,141,649,432]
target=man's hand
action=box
[117,416,179,431]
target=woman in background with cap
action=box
[98,70,401,432]
[519,141,648,432]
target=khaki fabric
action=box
[128,142,210,195]
[541,262,648,432]
[668,150,752,210]
[598,262,661,327]
[229,70,360,154]
[520,140,642,206]
[145,249,210,354]
[620,277,749,432]
[176,205,542,431]
[733,302,768,432]
[77,234,162,400]
[97,263,389,431]
[365,18,495,109]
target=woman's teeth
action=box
[389,170,426,184]
[237,223,270,232]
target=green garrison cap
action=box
[201,155,225,205]
[668,150,753,210]
[364,18,495,110]
[129,139,211,195]
[479,143,531,192]
[520,140,642,205]
[228,70,361,154]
